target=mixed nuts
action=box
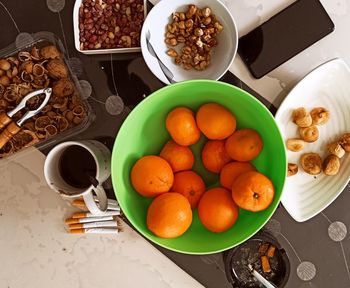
[165,4,224,71]
[0,44,87,158]
[79,0,145,50]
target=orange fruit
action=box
[131,155,174,198]
[225,128,263,161]
[198,187,239,233]
[196,103,236,140]
[171,171,206,208]
[160,140,195,172]
[166,107,201,146]
[220,161,256,190]
[232,171,275,212]
[147,192,192,238]
[202,140,231,173]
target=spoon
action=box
[87,174,99,188]
[248,264,277,288]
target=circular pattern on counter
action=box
[78,80,92,100]
[105,95,124,115]
[264,218,282,237]
[15,33,34,49]
[46,0,65,13]
[297,261,316,281]
[67,57,83,77]
[328,221,347,242]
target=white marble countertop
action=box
[1,0,350,287]
[0,149,203,288]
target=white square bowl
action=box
[73,0,147,54]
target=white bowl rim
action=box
[140,0,238,84]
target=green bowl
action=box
[111,80,286,254]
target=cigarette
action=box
[72,210,120,219]
[65,215,114,225]
[248,264,276,288]
[95,198,120,210]
[71,199,120,211]
[69,228,121,234]
[71,200,87,210]
[69,220,119,229]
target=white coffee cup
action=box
[44,140,111,215]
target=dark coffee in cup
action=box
[45,140,111,214]
[58,145,97,189]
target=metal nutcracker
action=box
[0,87,52,150]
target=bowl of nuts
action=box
[74,0,147,54]
[140,0,238,84]
[0,32,93,159]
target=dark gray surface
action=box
[0,1,349,287]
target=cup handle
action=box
[83,186,108,215]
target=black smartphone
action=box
[237,0,335,79]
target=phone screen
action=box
[238,0,335,79]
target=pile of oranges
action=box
[130,102,275,239]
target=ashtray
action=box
[223,230,290,288]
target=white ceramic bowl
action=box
[140,0,238,84]
[275,58,350,222]
[73,0,148,54]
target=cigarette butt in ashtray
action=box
[72,210,120,219]
[247,264,276,288]
[65,215,114,225]
[69,219,121,229]
[71,199,120,211]
[69,228,121,234]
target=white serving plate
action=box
[73,0,147,54]
[275,58,350,222]
[140,0,238,84]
